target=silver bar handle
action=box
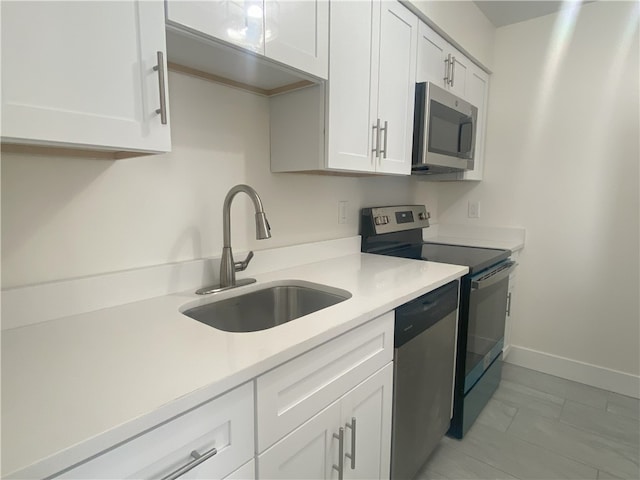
[153,51,168,125]
[234,250,254,272]
[444,54,450,84]
[160,446,217,480]
[450,56,456,86]
[372,118,381,158]
[332,427,344,480]
[380,121,388,159]
[506,292,513,316]
[471,261,517,291]
[345,417,356,470]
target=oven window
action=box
[465,274,508,381]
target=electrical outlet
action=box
[468,200,480,218]
[338,200,348,224]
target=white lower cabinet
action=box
[221,459,255,480]
[57,382,254,479]
[52,314,395,480]
[258,399,342,479]
[258,364,393,480]
[340,363,393,480]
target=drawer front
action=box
[256,312,394,452]
[221,459,255,480]
[59,382,254,479]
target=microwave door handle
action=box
[459,118,475,157]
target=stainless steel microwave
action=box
[412,82,478,175]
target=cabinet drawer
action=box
[256,312,394,452]
[58,382,254,479]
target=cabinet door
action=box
[264,0,328,79]
[59,383,254,479]
[220,459,255,480]
[503,254,518,358]
[326,0,377,172]
[166,1,265,54]
[461,65,489,181]
[258,401,342,480]
[375,1,417,175]
[416,22,447,86]
[341,364,393,480]
[447,46,469,98]
[1,1,171,153]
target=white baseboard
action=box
[506,345,640,399]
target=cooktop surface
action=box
[376,242,510,275]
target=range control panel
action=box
[362,205,431,235]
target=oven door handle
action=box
[471,261,517,291]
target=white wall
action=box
[1,72,434,288]
[434,1,640,376]
[410,0,496,69]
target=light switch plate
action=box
[338,200,348,224]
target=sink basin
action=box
[182,282,351,333]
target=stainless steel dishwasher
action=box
[391,280,459,480]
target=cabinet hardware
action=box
[380,121,388,159]
[506,292,512,316]
[444,55,450,84]
[160,446,217,480]
[450,56,456,87]
[372,118,381,158]
[333,427,345,480]
[345,417,356,469]
[153,51,168,125]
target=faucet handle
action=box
[234,251,254,272]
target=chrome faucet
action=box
[197,184,271,295]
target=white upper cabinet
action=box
[416,21,448,87]
[376,1,419,174]
[327,0,418,174]
[165,1,265,54]
[463,65,489,181]
[1,1,171,155]
[264,0,329,79]
[447,45,469,98]
[165,0,328,81]
[416,22,467,97]
[416,21,490,181]
[325,0,377,172]
[270,0,418,175]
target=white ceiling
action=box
[474,1,568,27]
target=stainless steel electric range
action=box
[360,205,516,472]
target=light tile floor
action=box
[416,363,640,480]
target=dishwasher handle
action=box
[471,261,517,291]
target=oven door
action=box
[464,260,517,393]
